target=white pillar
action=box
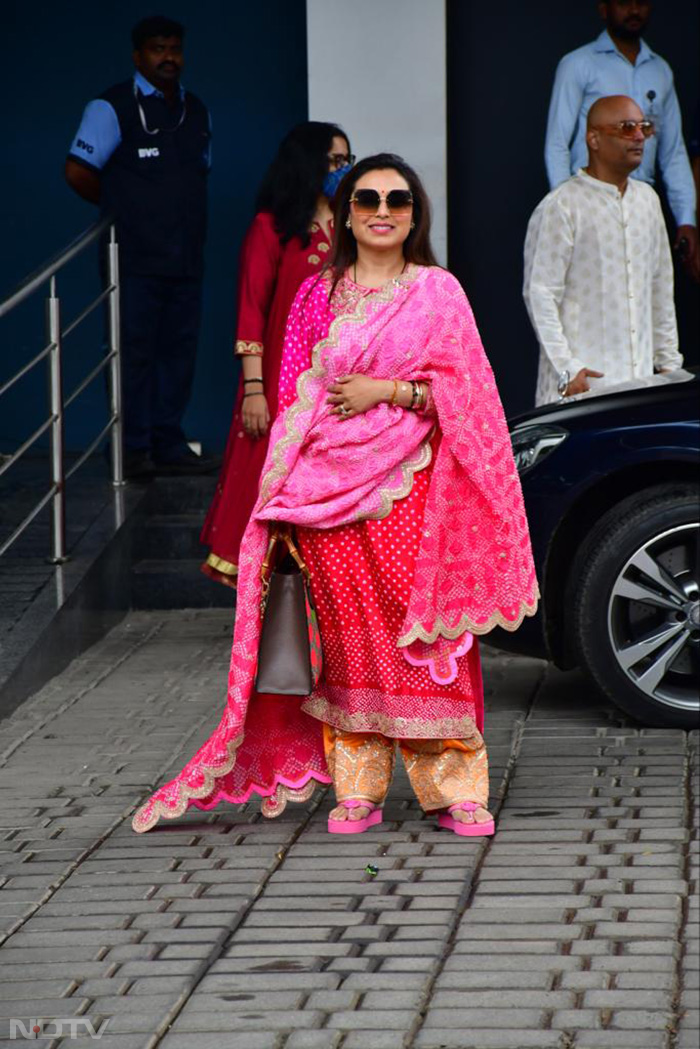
[306,0,448,264]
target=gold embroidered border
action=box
[397,590,541,647]
[131,733,244,833]
[261,779,321,818]
[363,436,433,522]
[235,340,264,357]
[204,552,239,578]
[259,267,421,505]
[301,694,483,743]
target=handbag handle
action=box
[260,526,311,611]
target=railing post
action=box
[46,275,67,563]
[107,225,125,487]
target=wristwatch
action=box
[557,369,570,400]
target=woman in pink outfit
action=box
[133,155,538,838]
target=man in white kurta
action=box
[524,94,682,406]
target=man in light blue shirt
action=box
[65,15,217,480]
[545,0,698,279]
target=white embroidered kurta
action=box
[524,169,681,406]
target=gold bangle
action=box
[390,379,399,406]
[235,340,264,357]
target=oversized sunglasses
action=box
[350,189,414,215]
[592,119,655,139]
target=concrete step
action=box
[131,558,236,610]
[148,474,219,514]
[138,513,208,560]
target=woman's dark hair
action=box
[132,15,184,50]
[256,122,349,246]
[324,153,438,294]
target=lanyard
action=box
[133,81,186,135]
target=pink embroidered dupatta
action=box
[132,266,538,833]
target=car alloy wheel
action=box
[572,484,699,727]
[607,523,699,713]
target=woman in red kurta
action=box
[201,122,353,587]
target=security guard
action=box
[66,15,218,478]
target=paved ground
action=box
[0,609,697,1049]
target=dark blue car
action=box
[486,373,700,728]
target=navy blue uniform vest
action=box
[99,80,210,278]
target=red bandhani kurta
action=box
[279,280,484,739]
[201,211,332,586]
[297,443,484,739]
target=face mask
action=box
[322,164,352,200]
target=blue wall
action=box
[1,1,308,453]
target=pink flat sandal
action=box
[328,798,383,835]
[437,801,495,837]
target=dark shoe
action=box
[124,450,156,480]
[154,448,221,476]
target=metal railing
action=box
[0,218,124,563]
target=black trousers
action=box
[119,272,202,459]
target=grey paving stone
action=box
[590,958,675,979]
[327,958,375,973]
[170,1009,323,1032]
[76,978,131,997]
[142,928,228,945]
[305,990,360,1010]
[593,921,677,939]
[455,922,583,940]
[200,974,340,993]
[221,943,353,960]
[420,1007,547,1030]
[0,962,113,982]
[17,914,131,932]
[285,1033,344,1049]
[451,938,563,955]
[551,1009,604,1029]
[342,973,428,991]
[436,969,553,991]
[0,980,76,1000]
[7,929,139,948]
[342,1033,407,1049]
[360,989,423,1010]
[415,1027,563,1047]
[431,989,575,1009]
[185,990,305,1012]
[449,959,578,983]
[625,940,680,956]
[160,1035,280,1049]
[0,997,90,1018]
[326,1010,413,1031]
[609,1009,674,1030]
[574,1035,667,1048]
[363,940,443,957]
[103,944,160,962]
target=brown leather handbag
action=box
[254,527,323,696]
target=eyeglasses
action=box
[328,152,355,169]
[592,120,655,139]
[349,189,414,215]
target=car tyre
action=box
[572,484,699,728]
